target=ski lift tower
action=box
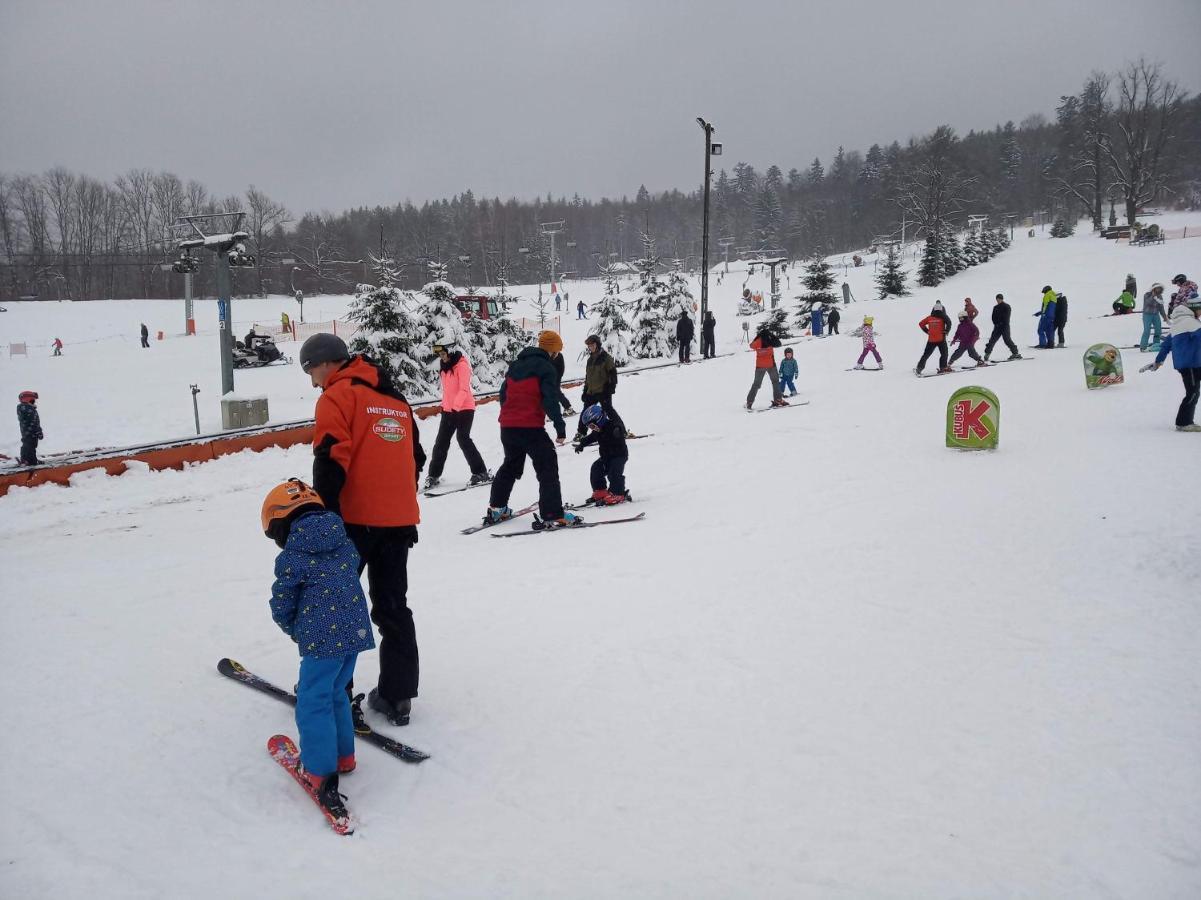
[717,236,736,272]
[967,215,989,233]
[751,252,789,309]
[171,212,256,396]
[540,221,565,294]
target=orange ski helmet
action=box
[261,478,324,537]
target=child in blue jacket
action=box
[1143,302,1201,431]
[779,348,799,396]
[262,479,375,818]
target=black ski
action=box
[844,367,883,371]
[750,400,811,412]
[217,658,430,763]
[490,512,646,537]
[423,479,491,498]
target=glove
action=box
[397,525,418,548]
[574,444,584,454]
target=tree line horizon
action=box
[1,60,1197,304]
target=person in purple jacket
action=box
[948,311,986,367]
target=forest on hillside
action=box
[1,61,1198,302]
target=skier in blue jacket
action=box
[778,348,799,396]
[262,478,375,821]
[1143,302,1201,431]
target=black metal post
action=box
[697,117,713,322]
[216,252,234,395]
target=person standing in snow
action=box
[676,311,695,363]
[827,305,841,335]
[16,390,42,466]
[1142,301,1201,432]
[423,341,491,491]
[963,297,979,321]
[485,330,580,529]
[299,332,426,729]
[948,311,986,367]
[576,300,588,320]
[548,343,576,417]
[140,323,150,348]
[1140,283,1167,352]
[575,335,618,441]
[1035,285,1058,348]
[778,347,799,396]
[746,325,786,408]
[1053,292,1069,347]
[1169,273,1198,314]
[701,311,717,359]
[851,316,883,369]
[983,294,1021,361]
[574,402,631,505]
[915,302,952,375]
[51,338,63,357]
[261,478,374,824]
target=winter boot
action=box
[296,767,350,820]
[771,398,789,407]
[562,406,577,416]
[468,471,493,486]
[1008,352,1023,360]
[349,693,370,735]
[1176,424,1201,432]
[590,488,609,503]
[484,505,513,525]
[367,688,411,726]
[853,363,864,369]
[533,511,583,530]
[337,754,356,774]
[938,366,954,374]
[601,491,629,505]
[745,400,753,410]
[423,475,441,490]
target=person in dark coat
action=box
[575,335,618,441]
[17,390,43,466]
[827,306,841,335]
[548,346,576,415]
[675,312,695,363]
[575,403,630,504]
[983,293,1021,361]
[1053,292,1068,347]
[701,311,716,358]
[140,323,150,348]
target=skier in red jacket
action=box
[915,301,953,375]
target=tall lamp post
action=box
[696,118,720,322]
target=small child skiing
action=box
[262,478,375,827]
[851,317,883,369]
[575,403,631,504]
[948,312,986,366]
[779,348,799,395]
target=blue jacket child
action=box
[779,348,799,396]
[262,479,374,802]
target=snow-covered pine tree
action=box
[765,306,792,339]
[662,266,696,353]
[793,254,838,331]
[995,225,1011,250]
[346,257,428,396]
[592,262,632,366]
[410,280,473,390]
[918,230,943,287]
[875,243,911,299]
[940,222,964,277]
[961,229,981,267]
[1050,218,1075,237]
[974,228,994,262]
[628,233,671,359]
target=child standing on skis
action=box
[915,302,952,374]
[851,316,882,369]
[262,478,374,825]
[779,348,799,396]
[575,402,631,504]
[948,311,986,366]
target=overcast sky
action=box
[2,0,1199,217]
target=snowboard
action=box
[490,512,646,538]
[267,734,354,835]
[460,501,539,535]
[218,659,430,763]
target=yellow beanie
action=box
[537,330,563,354]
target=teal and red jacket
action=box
[498,347,567,438]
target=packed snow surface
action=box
[1,217,1200,898]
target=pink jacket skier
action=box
[852,317,882,369]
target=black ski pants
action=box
[1056,323,1066,346]
[701,333,715,358]
[140,335,150,348]
[949,343,983,365]
[489,427,564,520]
[344,524,419,703]
[917,340,948,372]
[590,453,627,495]
[1178,367,1201,427]
[427,409,487,480]
[19,436,38,466]
[984,325,1018,358]
[829,321,839,335]
[678,340,692,363]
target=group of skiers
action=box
[673,310,719,362]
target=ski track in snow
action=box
[2,215,1201,898]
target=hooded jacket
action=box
[1153,306,1201,371]
[750,331,781,368]
[964,298,979,320]
[17,400,42,440]
[498,347,567,438]
[951,319,980,345]
[313,356,424,526]
[701,313,716,338]
[269,510,375,660]
[438,351,476,412]
[676,314,695,343]
[919,313,948,343]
